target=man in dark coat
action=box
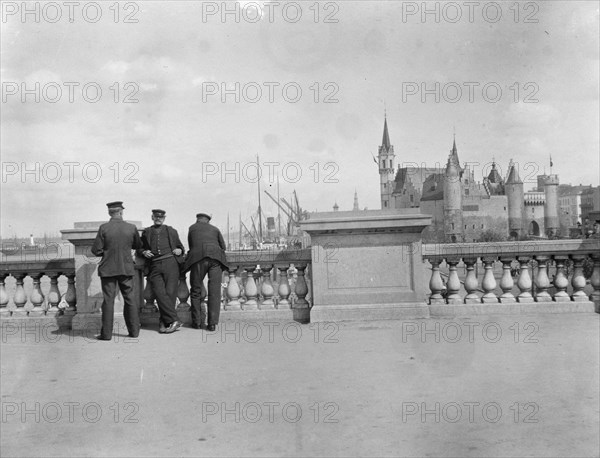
[91,201,143,340]
[183,213,228,331]
[139,209,185,334]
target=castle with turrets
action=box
[376,117,562,242]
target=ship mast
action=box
[256,154,263,244]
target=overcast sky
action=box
[1,0,598,238]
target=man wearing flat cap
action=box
[183,213,228,331]
[91,201,143,340]
[139,209,185,334]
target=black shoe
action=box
[192,323,202,329]
[206,324,216,332]
[159,322,167,334]
[129,333,139,338]
[165,321,182,333]
[95,335,111,341]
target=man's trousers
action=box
[190,258,222,327]
[100,275,139,339]
[148,257,180,326]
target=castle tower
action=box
[505,160,525,238]
[543,174,560,236]
[443,137,463,242]
[378,116,396,209]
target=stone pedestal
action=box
[300,209,431,322]
[61,221,143,331]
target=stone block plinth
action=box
[300,209,431,322]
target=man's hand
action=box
[143,250,154,258]
[173,248,183,256]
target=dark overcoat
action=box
[91,217,142,277]
[183,221,228,272]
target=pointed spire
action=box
[506,159,523,184]
[382,116,391,150]
[353,190,359,211]
[448,135,460,168]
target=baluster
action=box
[29,273,45,317]
[243,266,258,310]
[176,274,190,311]
[294,263,309,308]
[463,258,479,304]
[260,265,275,309]
[534,256,551,302]
[590,254,600,309]
[276,265,291,309]
[12,274,28,315]
[553,256,570,302]
[499,258,515,302]
[142,278,158,315]
[63,273,77,314]
[0,273,9,316]
[481,257,498,303]
[446,259,462,304]
[225,267,242,311]
[516,257,534,302]
[428,258,445,305]
[46,272,62,315]
[571,255,588,301]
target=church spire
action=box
[353,190,359,211]
[382,116,391,150]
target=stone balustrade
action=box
[422,239,600,313]
[0,259,77,318]
[140,248,313,323]
[1,218,598,327]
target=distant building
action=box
[376,117,563,242]
[558,184,592,228]
[580,186,600,222]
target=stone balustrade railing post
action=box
[225,267,242,311]
[516,257,533,303]
[428,258,445,305]
[462,258,479,304]
[13,273,27,316]
[46,272,62,315]
[29,273,45,317]
[64,273,77,315]
[534,255,552,302]
[243,266,259,310]
[481,257,498,303]
[177,274,190,311]
[293,263,309,309]
[553,256,570,301]
[499,258,515,303]
[260,265,275,309]
[571,255,588,301]
[446,259,462,304]
[276,265,291,309]
[0,273,9,316]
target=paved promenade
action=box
[1,314,598,457]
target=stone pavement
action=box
[1,314,598,457]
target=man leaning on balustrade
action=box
[182,212,228,332]
[139,209,185,334]
[91,201,143,341]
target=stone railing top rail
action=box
[422,238,600,260]
[225,248,312,266]
[0,258,75,275]
[301,209,432,234]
